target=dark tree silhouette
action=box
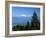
[15,25,21,31]
[12,26,16,31]
[31,11,40,30]
[25,21,29,30]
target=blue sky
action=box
[12,7,40,17]
[12,7,40,25]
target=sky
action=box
[12,7,40,25]
[12,7,40,17]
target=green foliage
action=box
[12,11,40,31]
[24,21,29,30]
[31,11,40,30]
[12,26,16,31]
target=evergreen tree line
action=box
[12,11,40,31]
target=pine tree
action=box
[27,21,29,26]
[31,11,40,30]
[25,21,29,30]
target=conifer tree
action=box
[25,21,29,30]
[31,11,40,30]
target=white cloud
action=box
[20,14,27,17]
[15,14,33,17]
